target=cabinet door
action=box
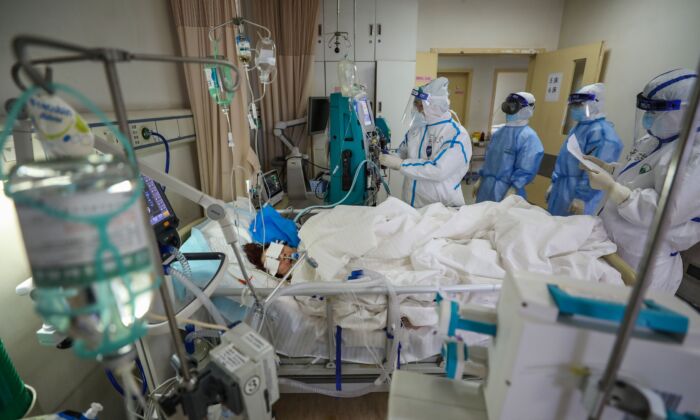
[323,0,354,61]
[311,61,326,97]
[313,1,325,61]
[376,61,416,201]
[375,0,417,61]
[355,61,376,107]
[354,0,376,61]
[325,61,340,95]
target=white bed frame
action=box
[213,282,500,389]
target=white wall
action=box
[438,54,530,134]
[0,0,187,115]
[557,0,700,155]
[0,1,189,417]
[416,0,565,52]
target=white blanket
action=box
[291,196,621,331]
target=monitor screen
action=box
[355,98,374,127]
[308,96,330,135]
[262,170,284,198]
[142,175,174,226]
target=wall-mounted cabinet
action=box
[323,0,355,61]
[354,0,418,62]
[375,0,418,61]
[317,0,418,63]
[314,2,325,61]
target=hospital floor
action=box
[273,393,388,419]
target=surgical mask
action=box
[570,106,588,122]
[642,112,656,130]
[505,113,520,122]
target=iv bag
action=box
[338,59,358,97]
[255,37,277,84]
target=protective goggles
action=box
[411,88,430,102]
[636,92,682,111]
[567,92,597,104]
[501,94,530,115]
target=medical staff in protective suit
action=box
[547,83,623,215]
[380,77,471,207]
[582,69,700,293]
[474,92,544,203]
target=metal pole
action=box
[159,280,192,383]
[589,63,700,419]
[101,51,193,384]
[102,57,131,144]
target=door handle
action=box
[377,24,382,35]
[318,24,322,36]
[378,101,382,113]
[369,24,373,36]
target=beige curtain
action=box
[170,0,260,201]
[251,0,320,170]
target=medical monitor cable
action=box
[293,159,370,223]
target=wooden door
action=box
[438,72,470,127]
[415,52,438,86]
[524,42,605,207]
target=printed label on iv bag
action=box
[204,68,217,90]
[15,189,152,287]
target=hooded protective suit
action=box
[389,77,472,207]
[595,69,700,293]
[547,83,623,215]
[476,92,544,203]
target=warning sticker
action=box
[213,343,249,373]
[242,331,271,353]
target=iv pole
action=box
[11,35,267,387]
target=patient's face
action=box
[261,245,297,277]
[276,245,296,276]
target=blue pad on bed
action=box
[249,204,300,247]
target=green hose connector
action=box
[0,339,33,419]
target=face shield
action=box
[567,92,598,122]
[402,88,430,130]
[634,92,687,143]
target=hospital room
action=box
[2,0,700,418]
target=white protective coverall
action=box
[597,69,700,293]
[397,77,472,207]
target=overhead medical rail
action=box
[590,60,700,419]
[10,35,247,389]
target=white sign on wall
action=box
[545,72,563,102]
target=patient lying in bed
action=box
[288,195,622,329]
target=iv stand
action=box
[11,35,266,387]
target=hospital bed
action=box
[174,207,638,391]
